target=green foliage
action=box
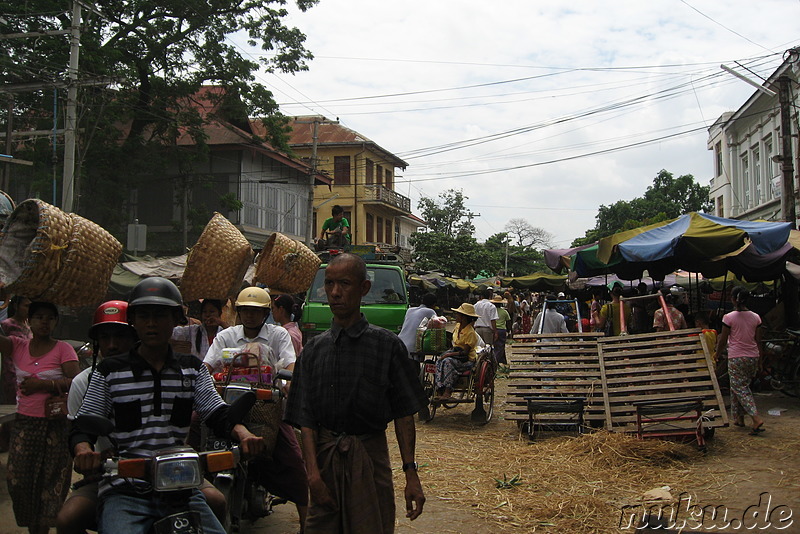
[417,189,475,237]
[572,169,711,246]
[1,0,316,231]
[410,232,495,279]
[219,192,244,212]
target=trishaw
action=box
[417,342,497,425]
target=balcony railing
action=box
[363,185,411,212]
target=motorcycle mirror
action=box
[276,369,293,381]
[227,390,256,425]
[74,414,115,436]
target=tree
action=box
[1,0,317,230]
[484,232,547,276]
[504,218,554,249]
[411,189,492,278]
[410,232,494,279]
[572,169,711,246]
[416,189,475,237]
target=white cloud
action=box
[254,0,800,248]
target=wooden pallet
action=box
[597,329,728,431]
[507,333,606,428]
[506,329,728,433]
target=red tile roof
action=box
[253,116,409,169]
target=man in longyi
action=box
[285,253,426,533]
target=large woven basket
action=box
[254,232,320,294]
[181,213,253,301]
[0,199,122,306]
[0,199,74,298]
[40,213,122,306]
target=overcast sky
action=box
[241,1,800,249]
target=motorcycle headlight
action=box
[152,451,203,491]
[222,383,252,404]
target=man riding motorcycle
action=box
[69,278,264,534]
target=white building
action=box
[707,50,800,225]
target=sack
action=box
[602,304,615,336]
[44,381,68,419]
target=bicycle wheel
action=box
[418,361,437,422]
[470,360,495,424]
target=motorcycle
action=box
[74,393,256,534]
[207,367,293,533]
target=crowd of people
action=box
[0,252,427,534]
[0,259,776,533]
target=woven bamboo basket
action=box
[253,232,321,294]
[0,200,121,306]
[0,199,73,298]
[39,213,122,306]
[180,213,254,302]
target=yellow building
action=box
[286,117,423,252]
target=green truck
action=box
[300,255,409,342]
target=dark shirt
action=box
[285,315,425,435]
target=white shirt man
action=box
[531,307,569,334]
[474,290,499,344]
[204,323,296,374]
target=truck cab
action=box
[300,261,409,342]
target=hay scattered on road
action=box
[412,420,701,533]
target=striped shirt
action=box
[71,346,229,460]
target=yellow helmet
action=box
[235,287,271,308]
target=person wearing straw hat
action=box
[435,303,482,401]
[285,253,426,533]
[204,286,309,532]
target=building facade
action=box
[707,52,799,226]
[281,117,425,253]
[130,88,330,253]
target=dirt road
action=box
[0,380,798,533]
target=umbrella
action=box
[596,212,794,281]
[501,272,567,291]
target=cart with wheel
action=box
[418,344,496,424]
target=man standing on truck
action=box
[318,204,350,249]
[286,253,426,533]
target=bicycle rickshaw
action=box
[417,337,497,424]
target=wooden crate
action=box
[506,330,728,434]
[507,333,606,428]
[596,329,728,431]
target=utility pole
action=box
[294,116,338,246]
[3,96,12,191]
[778,76,797,229]
[62,0,82,212]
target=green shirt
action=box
[321,216,350,243]
[496,307,511,330]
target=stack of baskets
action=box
[180,212,254,301]
[253,232,320,294]
[0,199,122,306]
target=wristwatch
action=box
[402,461,418,472]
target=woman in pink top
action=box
[0,296,31,452]
[715,288,765,435]
[0,301,79,534]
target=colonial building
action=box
[277,117,426,255]
[707,50,800,225]
[130,87,330,253]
